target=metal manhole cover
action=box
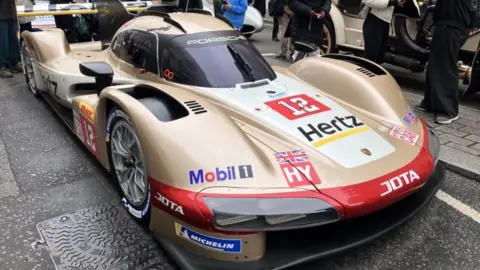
[36,203,173,270]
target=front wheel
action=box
[106,107,151,225]
[21,42,40,97]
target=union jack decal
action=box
[275,150,308,164]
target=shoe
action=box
[435,115,459,124]
[414,103,428,112]
[275,54,287,59]
[0,67,13,78]
[272,37,280,42]
[10,62,23,73]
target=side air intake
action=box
[184,100,207,115]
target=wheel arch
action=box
[96,84,191,171]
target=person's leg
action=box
[0,20,13,78]
[362,13,387,64]
[424,26,466,123]
[7,20,22,73]
[272,17,279,41]
[276,15,288,58]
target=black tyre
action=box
[321,18,338,54]
[106,106,151,225]
[21,42,40,98]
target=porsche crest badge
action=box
[361,148,372,156]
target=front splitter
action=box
[154,161,446,270]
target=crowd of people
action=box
[1,0,480,125]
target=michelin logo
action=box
[175,223,242,253]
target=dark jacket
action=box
[289,0,331,45]
[178,0,204,11]
[0,0,17,20]
[434,0,479,30]
[49,0,75,31]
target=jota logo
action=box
[380,170,420,197]
[298,116,366,143]
[189,165,253,185]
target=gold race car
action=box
[20,0,445,268]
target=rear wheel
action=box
[321,19,338,55]
[22,42,40,97]
[106,107,151,225]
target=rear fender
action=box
[328,5,346,46]
[21,29,70,63]
[282,55,423,135]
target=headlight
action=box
[202,197,339,232]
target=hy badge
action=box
[275,150,321,187]
[175,223,242,253]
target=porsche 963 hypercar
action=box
[20,0,445,269]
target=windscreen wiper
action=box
[227,44,255,82]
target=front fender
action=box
[284,55,417,130]
[96,84,274,192]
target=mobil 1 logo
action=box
[189,165,253,185]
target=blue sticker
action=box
[268,91,286,99]
[175,223,242,253]
[402,107,416,125]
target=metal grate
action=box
[356,67,376,77]
[184,100,207,115]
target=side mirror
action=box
[79,62,114,95]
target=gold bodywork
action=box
[22,12,433,263]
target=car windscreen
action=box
[159,31,276,88]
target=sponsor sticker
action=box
[267,91,286,99]
[154,192,184,215]
[389,125,419,145]
[73,110,84,142]
[78,103,98,156]
[121,192,150,219]
[189,165,253,185]
[265,94,331,120]
[402,107,416,125]
[175,223,242,253]
[380,170,420,197]
[275,150,321,187]
[79,102,95,123]
[298,115,368,148]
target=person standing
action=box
[0,0,22,78]
[272,17,279,41]
[289,0,331,61]
[222,0,248,31]
[16,0,35,33]
[361,0,406,64]
[275,1,294,59]
[417,0,479,124]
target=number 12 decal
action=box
[265,94,331,120]
[83,119,96,152]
